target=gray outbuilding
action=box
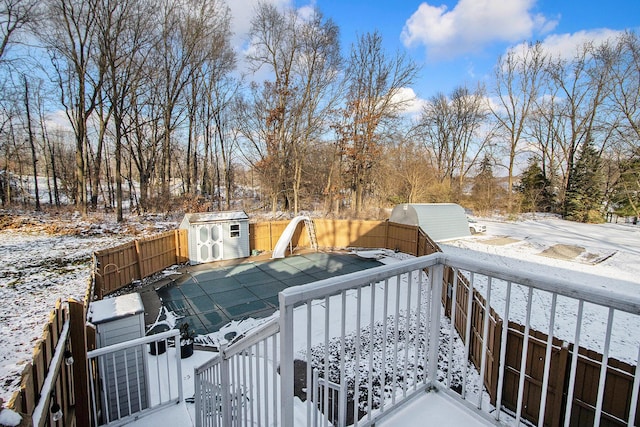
[179,211,250,264]
[389,203,471,242]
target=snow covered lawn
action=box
[441,214,640,364]
[0,213,177,403]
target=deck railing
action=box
[194,252,640,427]
[194,318,281,427]
[87,329,183,426]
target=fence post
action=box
[428,263,444,384]
[134,240,144,279]
[69,299,91,426]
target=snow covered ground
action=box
[441,214,640,363]
[1,212,639,405]
[0,213,178,403]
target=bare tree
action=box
[153,0,232,202]
[0,0,39,62]
[337,30,418,214]
[546,39,614,215]
[414,85,491,199]
[96,0,155,220]
[22,74,39,209]
[491,42,546,211]
[240,3,341,213]
[40,0,103,214]
[608,31,640,147]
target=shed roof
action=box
[389,203,471,242]
[88,293,144,325]
[180,211,248,227]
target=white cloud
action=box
[223,0,293,50]
[401,0,557,60]
[392,87,428,115]
[530,28,624,61]
[44,110,73,133]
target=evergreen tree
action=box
[610,150,640,219]
[564,140,604,222]
[471,155,499,213]
[517,157,554,212]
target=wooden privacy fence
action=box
[93,229,188,299]
[443,267,640,427]
[5,298,94,427]
[93,219,437,298]
[249,219,440,257]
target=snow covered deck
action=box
[128,386,494,427]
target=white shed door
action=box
[195,223,223,262]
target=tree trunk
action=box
[24,77,40,211]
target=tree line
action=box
[0,0,638,222]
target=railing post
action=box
[279,297,294,427]
[194,365,201,427]
[219,340,231,426]
[428,263,444,384]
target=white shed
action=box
[88,293,148,420]
[179,211,250,264]
[389,203,471,242]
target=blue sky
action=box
[228,0,640,104]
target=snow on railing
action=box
[194,252,640,427]
[87,329,183,426]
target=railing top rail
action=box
[87,329,180,358]
[279,253,443,307]
[279,251,640,315]
[194,317,280,375]
[442,252,640,315]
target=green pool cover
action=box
[156,252,383,335]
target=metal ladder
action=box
[304,218,318,251]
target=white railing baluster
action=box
[413,271,423,390]
[272,334,278,426]
[392,275,401,404]
[447,269,459,389]
[461,271,474,399]
[495,281,512,421]
[628,343,640,427]
[256,342,262,426]
[123,348,132,415]
[368,281,376,421]
[324,296,330,427]
[353,286,362,427]
[516,286,534,425]
[423,267,432,386]
[594,308,615,427]
[313,368,319,427]
[478,276,492,410]
[339,290,347,425]
[135,347,143,411]
[403,272,412,398]
[306,301,312,426]
[539,293,558,426]
[241,350,247,426]
[381,279,389,411]
[261,340,267,425]
[563,300,584,427]
[428,263,443,388]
